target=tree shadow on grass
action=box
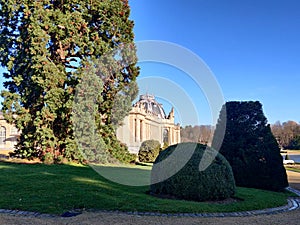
[0,161,295,215]
[0,161,152,214]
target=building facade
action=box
[0,95,181,153]
[116,94,181,154]
[0,113,20,150]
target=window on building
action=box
[0,126,6,145]
[134,119,137,142]
[163,128,169,144]
[140,120,143,142]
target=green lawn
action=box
[0,161,295,215]
[286,167,300,173]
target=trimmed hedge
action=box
[138,140,161,163]
[150,143,236,201]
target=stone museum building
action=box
[0,94,181,154]
[116,94,181,154]
[0,113,20,150]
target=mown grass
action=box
[0,161,295,215]
[286,167,300,173]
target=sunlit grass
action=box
[286,167,300,173]
[0,161,295,215]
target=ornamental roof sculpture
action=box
[133,94,167,119]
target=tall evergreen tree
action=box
[212,101,288,191]
[0,0,139,163]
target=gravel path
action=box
[0,170,299,225]
[1,209,300,225]
[287,170,300,190]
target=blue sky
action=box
[129,0,300,125]
[0,0,299,126]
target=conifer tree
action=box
[0,0,139,163]
[212,101,288,191]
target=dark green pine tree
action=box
[0,0,139,163]
[212,101,288,191]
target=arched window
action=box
[0,126,6,145]
[163,128,169,144]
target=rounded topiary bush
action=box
[150,143,236,202]
[138,140,161,163]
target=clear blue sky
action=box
[0,0,299,126]
[129,0,300,126]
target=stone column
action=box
[136,117,140,143]
[172,127,176,144]
[140,119,143,142]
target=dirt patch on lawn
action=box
[0,153,42,164]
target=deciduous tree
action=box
[271,121,300,149]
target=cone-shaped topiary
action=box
[212,101,288,191]
[150,143,236,202]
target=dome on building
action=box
[117,93,181,154]
[133,94,167,119]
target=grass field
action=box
[285,165,300,173]
[0,161,295,215]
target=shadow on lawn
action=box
[0,161,152,214]
[0,161,296,215]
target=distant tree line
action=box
[181,121,300,150]
[271,121,300,150]
[180,125,215,145]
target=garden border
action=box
[0,187,299,218]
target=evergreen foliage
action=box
[0,0,139,163]
[287,135,300,150]
[150,143,236,202]
[72,68,107,163]
[138,140,161,163]
[212,101,288,191]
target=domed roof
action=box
[133,94,167,119]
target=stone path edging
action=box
[0,187,299,218]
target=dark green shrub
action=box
[162,142,169,150]
[150,143,236,202]
[42,152,54,165]
[138,140,161,163]
[287,135,300,150]
[212,101,288,191]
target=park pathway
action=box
[0,170,300,225]
[287,170,300,190]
